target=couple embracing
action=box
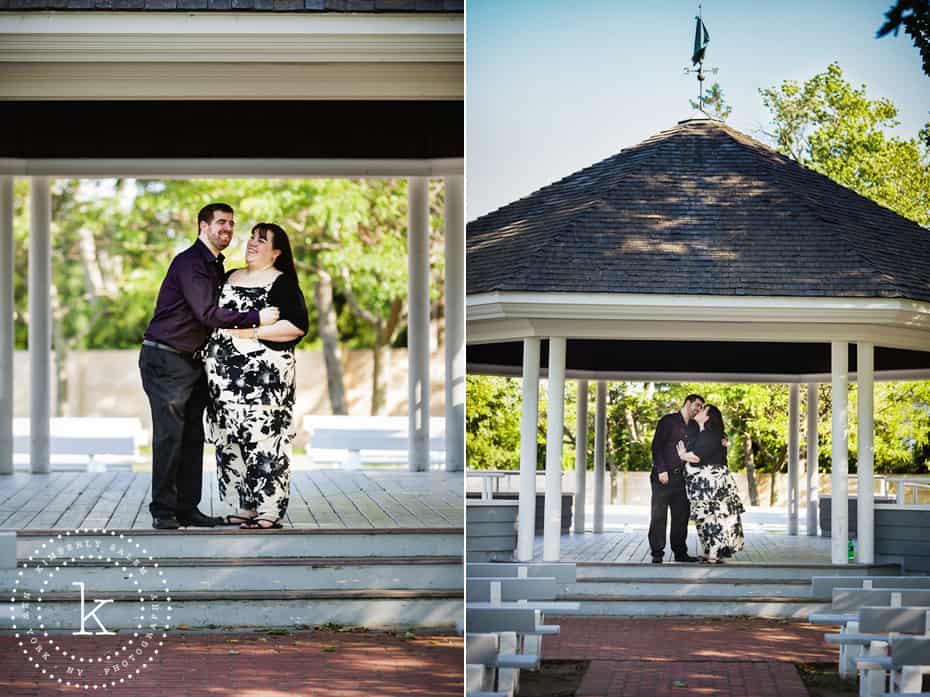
[139,203,309,532]
[649,394,745,564]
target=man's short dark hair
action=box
[683,393,705,406]
[198,202,234,227]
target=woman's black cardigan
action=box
[692,426,728,467]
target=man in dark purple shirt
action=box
[648,393,703,563]
[139,202,279,530]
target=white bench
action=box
[812,577,930,600]
[303,415,445,468]
[828,607,930,697]
[13,417,148,472]
[857,636,930,695]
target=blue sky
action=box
[466,0,930,220]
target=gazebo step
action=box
[565,579,812,599]
[575,561,901,581]
[14,528,464,560]
[554,596,832,619]
[3,556,462,593]
[3,590,463,630]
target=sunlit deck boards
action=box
[0,471,464,531]
[533,528,833,564]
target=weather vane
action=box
[683,4,718,113]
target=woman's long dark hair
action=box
[252,222,297,281]
[705,404,725,436]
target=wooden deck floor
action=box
[534,527,832,564]
[0,470,463,531]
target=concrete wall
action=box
[13,348,447,449]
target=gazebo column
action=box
[406,177,430,472]
[787,383,800,535]
[30,177,51,475]
[831,342,849,564]
[0,176,12,475]
[807,383,819,536]
[573,380,588,534]
[442,175,464,472]
[516,338,540,562]
[543,337,566,562]
[593,380,607,534]
[857,342,875,564]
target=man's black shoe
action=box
[177,510,221,527]
[674,554,699,563]
[651,556,664,564]
[152,516,180,530]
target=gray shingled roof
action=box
[467,118,930,303]
[0,0,460,11]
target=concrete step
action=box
[3,589,463,630]
[576,562,901,581]
[3,556,462,593]
[15,528,464,560]
[565,578,813,599]
[558,561,903,618]
[7,529,464,629]
[553,597,832,619]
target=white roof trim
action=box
[466,292,930,351]
[466,363,930,385]
[0,157,464,178]
[0,13,463,63]
[0,13,463,100]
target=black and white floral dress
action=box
[203,274,306,520]
[684,428,745,559]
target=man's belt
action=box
[142,339,198,359]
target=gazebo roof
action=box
[467,117,930,304]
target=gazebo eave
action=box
[466,291,930,353]
[465,363,930,384]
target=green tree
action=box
[690,82,733,120]
[759,63,930,227]
[878,1,930,77]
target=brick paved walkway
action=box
[0,630,463,696]
[542,617,839,697]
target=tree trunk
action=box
[314,270,347,415]
[624,406,639,442]
[370,343,390,415]
[50,285,68,417]
[743,432,759,506]
[370,297,404,417]
[769,466,778,507]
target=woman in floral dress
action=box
[204,222,308,530]
[676,404,745,563]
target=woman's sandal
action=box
[701,557,724,565]
[221,514,256,526]
[240,517,283,530]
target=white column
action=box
[573,380,588,534]
[831,342,849,564]
[807,383,820,536]
[406,177,430,472]
[593,381,607,534]
[788,383,800,535]
[442,176,464,472]
[29,178,51,475]
[543,337,566,562]
[516,338,541,562]
[857,342,875,564]
[0,176,13,475]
